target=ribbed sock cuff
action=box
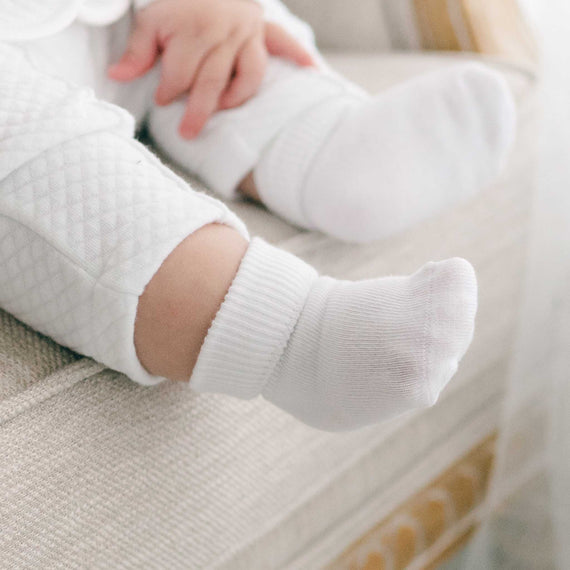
[189,237,318,399]
[253,93,365,229]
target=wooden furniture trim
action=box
[325,434,497,570]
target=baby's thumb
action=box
[264,22,315,67]
[108,23,158,81]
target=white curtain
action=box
[463,1,570,568]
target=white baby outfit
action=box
[0,0,507,429]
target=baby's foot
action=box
[190,238,477,431]
[254,63,516,243]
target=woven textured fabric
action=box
[0,309,79,401]
[0,53,537,569]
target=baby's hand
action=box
[108,0,315,139]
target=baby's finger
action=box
[264,22,315,67]
[218,37,267,110]
[108,21,158,81]
[155,37,212,106]
[179,43,238,139]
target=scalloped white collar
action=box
[0,0,131,41]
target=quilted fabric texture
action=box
[0,44,248,386]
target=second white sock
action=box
[254,63,516,243]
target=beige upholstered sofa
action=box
[0,2,538,569]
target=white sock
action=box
[253,63,516,243]
[190,238,477,432]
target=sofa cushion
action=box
[0,306,79,401]
[0,53,537,569]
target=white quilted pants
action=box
[0,1,351,386]
[0,42,250,386]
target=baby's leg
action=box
[0,43,477,431]
[135,224,247,382]
[148,0,516,243]
[0,43,248,386]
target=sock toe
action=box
[421,257,478,402]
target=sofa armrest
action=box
[284,0,538,65]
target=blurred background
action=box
[282,1,570,567]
